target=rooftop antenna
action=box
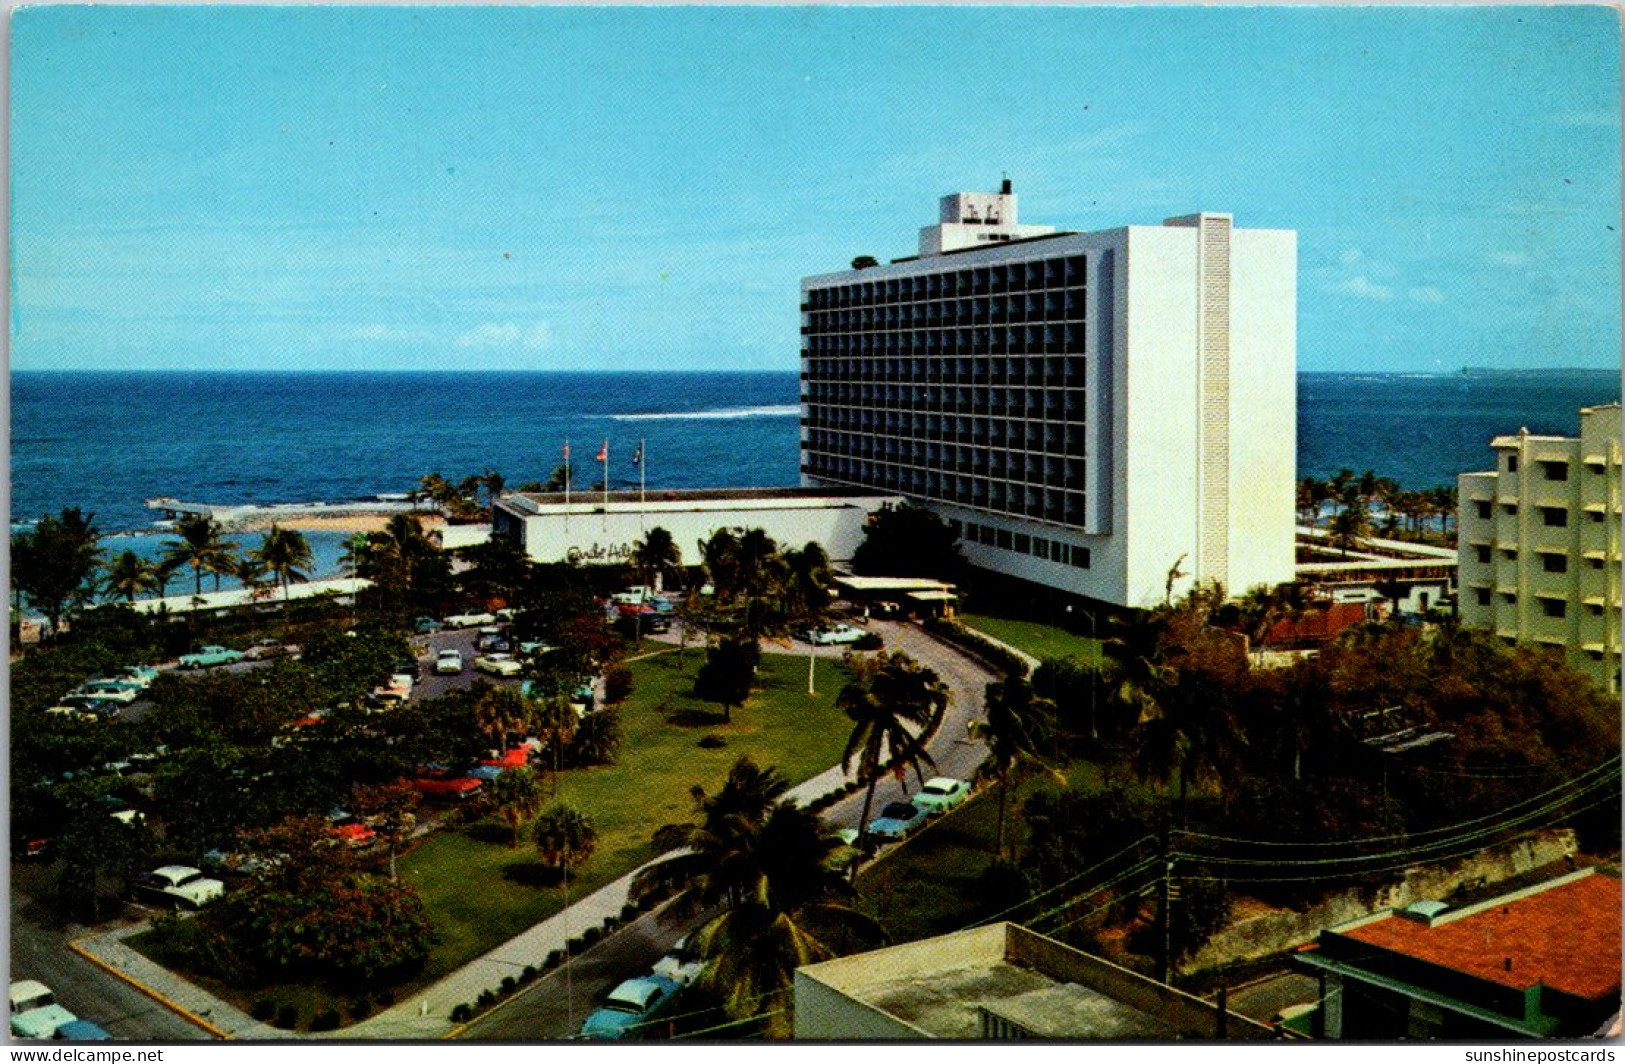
[1000,173,1012,195]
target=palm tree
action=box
[1329,498,1372,556]
[530,693,578,793]
[101,550,157,603]
[534,803,597,882]
[253,524,313,601]
[784,543,835,694]
[971,676,1063,858]
[699,528,743,601]
[632,527,682,592]
[490,765,545,847]
[687,802,885,1038]
[234,555,272,601]
[163,513,234,597]
[339,533,370,580]
[837,652,948,849]
[474,686,531,757]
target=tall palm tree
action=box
[632,527,681,592]
[474,686,531,757]
[784,543,835,694]
[971,676,1063,858]
[253,524,313,601]
[686,802,885,1038]
[101,550,157,603]
[163,513,234,597]
[234,555,272,601]
[534,804,597,882]
[837,652,948,849]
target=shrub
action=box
[602,916,619,932]
[347,998,373,1022]
[250,999,277,1022]
[923,618,1029,678]
[450,1004,473,1024]
[697,735,727,749]
[566,936,584,953]
[544,949,564,970]
[377,989,395,1007]
[274,1004,299,1030]
[603,665,634,704]
[853,633,884,651]
[621,902,640,922]
[500,976,516,994]
[521,964,538,984]
[310,1009,341,1032]
[581,926,602,947]
[477,989,496,1008]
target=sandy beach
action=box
[228,513,442,535]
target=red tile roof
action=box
[1343,874,1622,1002]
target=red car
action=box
[480,747,530,770]
[410,773,484,801]
[328,816,377,849]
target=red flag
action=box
[597,440,608,462]
[562,441,571,461]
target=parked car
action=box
[243,639,295,661]
[911,777,972,815]
[866,801,928,840]
[113,664,160,688]
[435,649,465,675]
[414,616,445,634]
[49,696,121,721]
[580,975,682,1040]
[410,775,484,801]
[651,934,706,987]
[73,680,142,703]
[178,645,244,669]
[327,811,377,849]
[54,1020,112,1041]
[10,981,77,1040]
[801,624,866,646]
[443,611,497,628]
[132,865,225,909]
[474,652,523,677]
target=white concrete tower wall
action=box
[1225,226,1299,596]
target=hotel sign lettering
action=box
[565,542,636,564]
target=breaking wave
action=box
[608,404,800,421]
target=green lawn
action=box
[400,648,857,980]
[859,761,1106,944]
[960,613,1104,665]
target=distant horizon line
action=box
[11,365,1622,376]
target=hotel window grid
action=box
[800,255,1092,528]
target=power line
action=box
[968,832,1156,929]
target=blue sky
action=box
[10,5,1620,372]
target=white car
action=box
[912,777,972,815]
[72,681,141,704]
[10,981,77,1040]
[474,653,523,677]
[435,650,465,675]
[802,624,866,646]
[444,611,497,628]
[651,934,707,986]
[133,865,224,909]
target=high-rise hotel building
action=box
[800,184,1297,608]
[1457,403,1622,692]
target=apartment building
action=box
[1457,403,1622,691]
[800,183,1297,608]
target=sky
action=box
[9,5,1621,373]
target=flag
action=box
[632,444,643,468]
[562,441,571,461]
[596,440,608,462]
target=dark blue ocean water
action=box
[10,369,1620,577]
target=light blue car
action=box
[580,975,681,1040]
[178,645,244,669]
[866,801,928,840]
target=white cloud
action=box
[1407,286,1446,304]
[1488,250,1530,267]
[454,321,555,350]
[1326,275,1394,301]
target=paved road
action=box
[9,862,209,1042]
[456,619,999,1040]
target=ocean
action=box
[10,369,1620,585]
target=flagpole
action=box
[639,437,646,507]
[563,439,571,507]
[602,438,610,509]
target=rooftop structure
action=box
[801,185,1297,608]
[793,922,1274,1040]
[1296,868,1622,1039]
[491,487,899,566]
[1457,403,1622,692]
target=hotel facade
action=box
[1457,403,1622,692]
[800,185,1297,608]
